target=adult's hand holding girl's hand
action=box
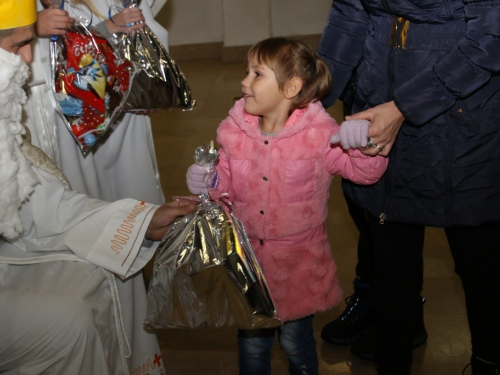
[330,119,370,150]
[105,7,146,35]
[345,101,405,156]
[36,9,75,37]
[146,200,195,241]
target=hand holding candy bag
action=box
[145,143,281,330]
[110,0,196,112]
[49,2,132,155]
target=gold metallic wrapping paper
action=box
[145,144,281,330]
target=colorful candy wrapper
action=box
[145,143,281,330]
[50,20,132,155]
[110,0,196,112]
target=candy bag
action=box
[51,21,132,155]
[111,0,195,112]
[145,143,281,330]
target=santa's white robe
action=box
[7,3,170,373]
[25,0,168,205]
[0,167,167,375]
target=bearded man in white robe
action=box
[0,2,193,373]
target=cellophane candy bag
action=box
[52,22,132,155]
[145,143,281,330]
[111,0,196,112]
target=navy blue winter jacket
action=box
[318,0,500,227]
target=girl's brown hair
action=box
[246,37,331,111]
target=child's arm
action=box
[326,147,388,185]
[326,121,389,184]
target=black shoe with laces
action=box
[350,298,428,362]
[463,356,500,375]
[321,278,372,345]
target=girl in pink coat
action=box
[186,37,388,375]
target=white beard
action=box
[0,48,40,240]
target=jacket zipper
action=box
[379,17,408,225]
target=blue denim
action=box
[238,315,318,375]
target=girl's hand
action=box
[36,9,75,37]
[330,119,370,150]
[345,101,405,156]
[105,7,146,35]
[186,164,218,195]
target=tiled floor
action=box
[148,59,471,374]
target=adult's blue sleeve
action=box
[317,0,369,108]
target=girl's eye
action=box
[255,72,262,77]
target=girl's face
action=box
[241,58,291,119]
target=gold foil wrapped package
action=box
[111,1,196,112]
[145,144,280,330]
[145,196,281,330]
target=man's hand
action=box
[345,101,405,156]
[145,200,195,241]
[36,9,75,37]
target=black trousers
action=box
[344,194,374,283]
[364,213,500,371]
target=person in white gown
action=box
[26,0,168,204]
[0,2,192,374]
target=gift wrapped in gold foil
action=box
[145,144,281,330]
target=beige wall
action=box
[157,0,332,47]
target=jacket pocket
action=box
[229,159,250,202]
[284,159,316,204]
[458,75,500,114]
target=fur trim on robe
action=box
[0,48,39,240]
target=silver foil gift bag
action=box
[111,0,196,112]
[145,144,281,330]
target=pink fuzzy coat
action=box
[212,99,388,322]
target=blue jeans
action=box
[238,315,318,375]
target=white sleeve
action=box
[139,0,169,49]
[150,0,167,16]
[14,168,160,278]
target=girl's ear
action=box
[284,77,302,99]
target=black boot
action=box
[350,298,428,362]
[463,356,500,375]
[321,278,372,345]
